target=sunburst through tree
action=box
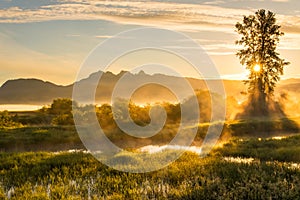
[235,9,290,117]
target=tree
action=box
[0,111,21,128]
[235,9,289,116]
[48,98,77,125]
[48,98,74,115]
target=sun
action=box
[253,64,261,72]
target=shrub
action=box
[0,111,22,128]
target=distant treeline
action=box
[0,90,225,127]
[0,90,298,148]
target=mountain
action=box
[0,71,299,105]
[0,79,72,104]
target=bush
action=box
[47,99,75,125]
[52,114,74,126]
[0,111,21,128]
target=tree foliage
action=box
[48,98,76,125]
[48,98,75,115]
[0,111,21,128]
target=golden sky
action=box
[0,0,300,85]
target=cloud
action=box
[0,0,299,83]
[95,35,113,39]
[0,1,250,30]
[278,33,300,50]
[66,34,81,37]
[1,1,298,67]
[0,0,299,36]
[277,14,300,34]
[272,0,289,2]
[203,1,226,5]
[1,1,298,38]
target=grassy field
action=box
[0,126,83,152]
[1,116,299,152]
[0,127,300,199]
[214,134,300,162]
[1,107,300,199]
[0,145,300,199]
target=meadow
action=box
[0,141,300,199]
[0,98,300,199]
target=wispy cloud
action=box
[0,1,249,29]
[277,14,300,34]
[0,0,299,35]
[95,35,113,39]
[278,33,300,50]
[66,34,81,37]
[272,0,289,2]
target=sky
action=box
[0,0,300,86]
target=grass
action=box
[1,109,300,199]
[214,134,300,162]
[227,117,300,137]
[0,132,299,199]
[0,116,299,151]
[0,126,83,152]
[0,151,300,199]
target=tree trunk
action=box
[248,77,269,117]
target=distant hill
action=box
[0,79,72,104]
[0,71,299,105]
[277,79,300,94]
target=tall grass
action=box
[214,134,300,162]
[0,152,299,199]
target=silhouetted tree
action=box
[49,98,75,115]
[235,9,289,116]
[48,98,77,125]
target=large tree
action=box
[235,9,289,116]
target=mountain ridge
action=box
[0,71,299,105]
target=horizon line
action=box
[1,70,299,87]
